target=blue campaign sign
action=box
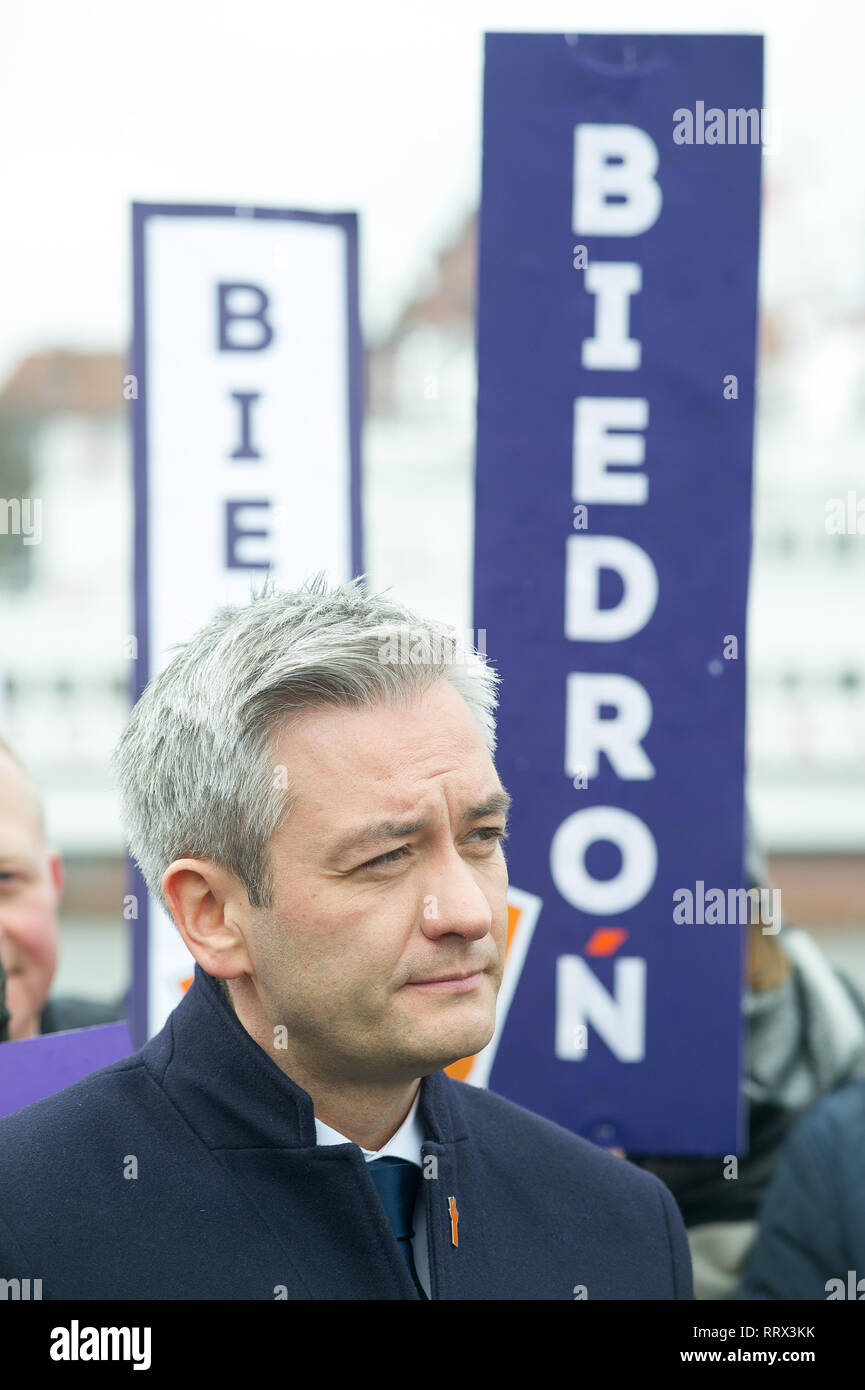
[472,34,762,1153]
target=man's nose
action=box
[419,856,493,941]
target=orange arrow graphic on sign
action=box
[584,927,629,957]
[446,900,521,1081]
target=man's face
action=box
[245,680,510,1085]
[0,751,61,1041]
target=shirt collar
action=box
[314,1088,424,1166]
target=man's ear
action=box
[161,859,253,980]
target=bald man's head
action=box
[0,740,63,1040]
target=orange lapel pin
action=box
[447,1196,459,1248]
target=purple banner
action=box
[473,33,762,1152]
[0,1023,133,1117]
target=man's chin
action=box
[407,1012,497,1076]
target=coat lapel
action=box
[216,1145,422,1299]
[149,965,483,1299]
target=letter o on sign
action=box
[550,806,657,915]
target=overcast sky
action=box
[1,0,863,386]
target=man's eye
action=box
[359,846,411,871]
[472,827,508,846]
[358,828,508,872]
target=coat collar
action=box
[141,963,468,1153]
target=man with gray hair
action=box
[0,576,693,1299]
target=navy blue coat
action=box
[0,964,693,1300]
[738,1081,865,1300]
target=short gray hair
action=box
[112,574,500,911]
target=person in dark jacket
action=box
[39,994,121,1034]
[737,1080,865,1300]
[0,737,124,1043]
[630,820,865,1298]
[0,577,693,1300]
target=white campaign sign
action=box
[134,205,359,1038]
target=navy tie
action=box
[368,1157,427,1299]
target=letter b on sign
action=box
[573,125,662,236]
[218,283,274,351]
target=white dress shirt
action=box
[314,1090,430,1296]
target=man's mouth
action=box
[405,970,485,994]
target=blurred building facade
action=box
[0,351,130,915]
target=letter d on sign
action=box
[565,535,658,643]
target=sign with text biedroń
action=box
[131,203,362,1046]
[465,34,762,1152]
